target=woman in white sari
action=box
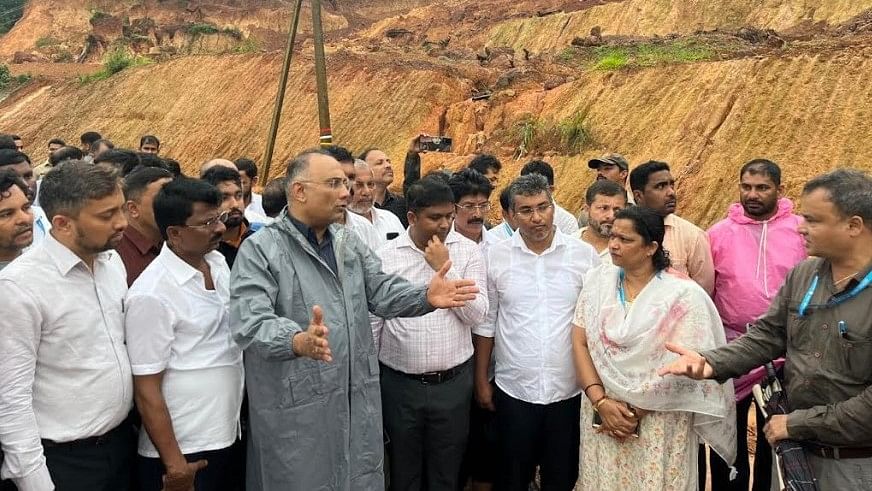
[572,206,736,490]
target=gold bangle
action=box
[594,397,609,411]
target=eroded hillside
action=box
[2,0,871,227]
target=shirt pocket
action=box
[787,311,812,353]
[830,335,872,382]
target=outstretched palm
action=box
[426,261,479,308]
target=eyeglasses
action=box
[513,203,553,219]
[187,210,229,229]
[456,203,491,212]
[353,181,377,191]
[297,178,349,190]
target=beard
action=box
[588,219,613,237]
[76,227,122,254]
[349,199,373,215]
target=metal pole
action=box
[261,0,304,181]
[311,0,333,147]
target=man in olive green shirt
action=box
[659,168,872,489]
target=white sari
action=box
[575,263,737,467]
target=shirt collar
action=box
[44,232,112,276]
[510,226,564,255]
[663,213,677,227]
[124,224,161,255]
[394,228,461,253]
[158,243,224,286]
[287,212,332,247]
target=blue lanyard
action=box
[797,269,872,317]
[617,269,659,309]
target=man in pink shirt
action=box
[705,159,806,490]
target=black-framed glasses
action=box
[514,203,553,219]
[297,178,349,190]
[187,210,229,229]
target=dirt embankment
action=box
[2,0,872,228]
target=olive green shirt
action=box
[702,257,872,447]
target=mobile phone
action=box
[419,136,452,153]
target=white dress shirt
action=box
[488,221,514,241]
[125,245,244,457]
[345,210,383,252]
[23,206,51,252]
[554,203,580,235]
[368,206,405,243]
[247,192,266,217]
[479,229,599,405]
[0,234,133,490]
[372,229,488,374]
[574,227,613,264]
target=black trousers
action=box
[494,387,580,491]
[458,383,499,489]
[138,441,241,491]
[43,421,135,491]
[380,360,473,491]
[699,397,773,491]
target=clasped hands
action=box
[595,397,648,441]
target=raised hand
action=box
[162,459,207,491]
[424,235,450,272]
[292,305,333,362]
[426,261,479,309]
[656,342,713,380]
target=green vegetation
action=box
[78,48,152,84]
[233,37,260,54]
[592,41,714,71]
[0,63,30,91]
[221,26,243,39]
[0,0,25,35]
[35,36,59,49]
[188,22,219,36]
[513,112,595,157]
[89,9,109,22]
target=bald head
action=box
[199,158,236,177]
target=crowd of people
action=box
[0,129,870,491]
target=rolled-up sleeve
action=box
[230,237,304,361]
[124,294,175,375]
[473,257,499,338]
[447,247,488,326]
[0,280,54,491]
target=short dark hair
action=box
[358,148,380,161]
[507,173,552,210]
[468,154,502,175]
[50,146,85,166]
[0,135,16,150]
[287,149,330,182]
[585,180,627,206]
[80,131,102,146]
[740,159,782,186]
[448,168,493,203]
[39,162,121,220]
[262,177,289,217]
[499,186,511,212]
[123,166,173,202]
[803,168,872,228]
[614,206,672,271]
[48,138,66,147]
[520,160,555,186]
[629,160,671,192]
[0,149,29,168]
[95,149,140,175]
[323,145,354,164]
[153,177,222,241]
[92,138,114,151]
[234,158,258,179]
[406,175,455,213]
[0,168,28,199]
[140,135,160,148]
[162,158,182,177]
[201,165,242,188]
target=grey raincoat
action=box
[230,214,433,490]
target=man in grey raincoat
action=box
[230,150,480,490]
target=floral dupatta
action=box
[574,263,737,465]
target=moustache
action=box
[14,225,33,237]
[467,218,484,225]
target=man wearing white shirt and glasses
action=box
[0,161,133,491]
[476,174,600,491]
[125,177,244,491]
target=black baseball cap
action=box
[588,153,629,171]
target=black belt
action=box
[385,358,471,385]
[41,421,126,449]
[804,442,872,460]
